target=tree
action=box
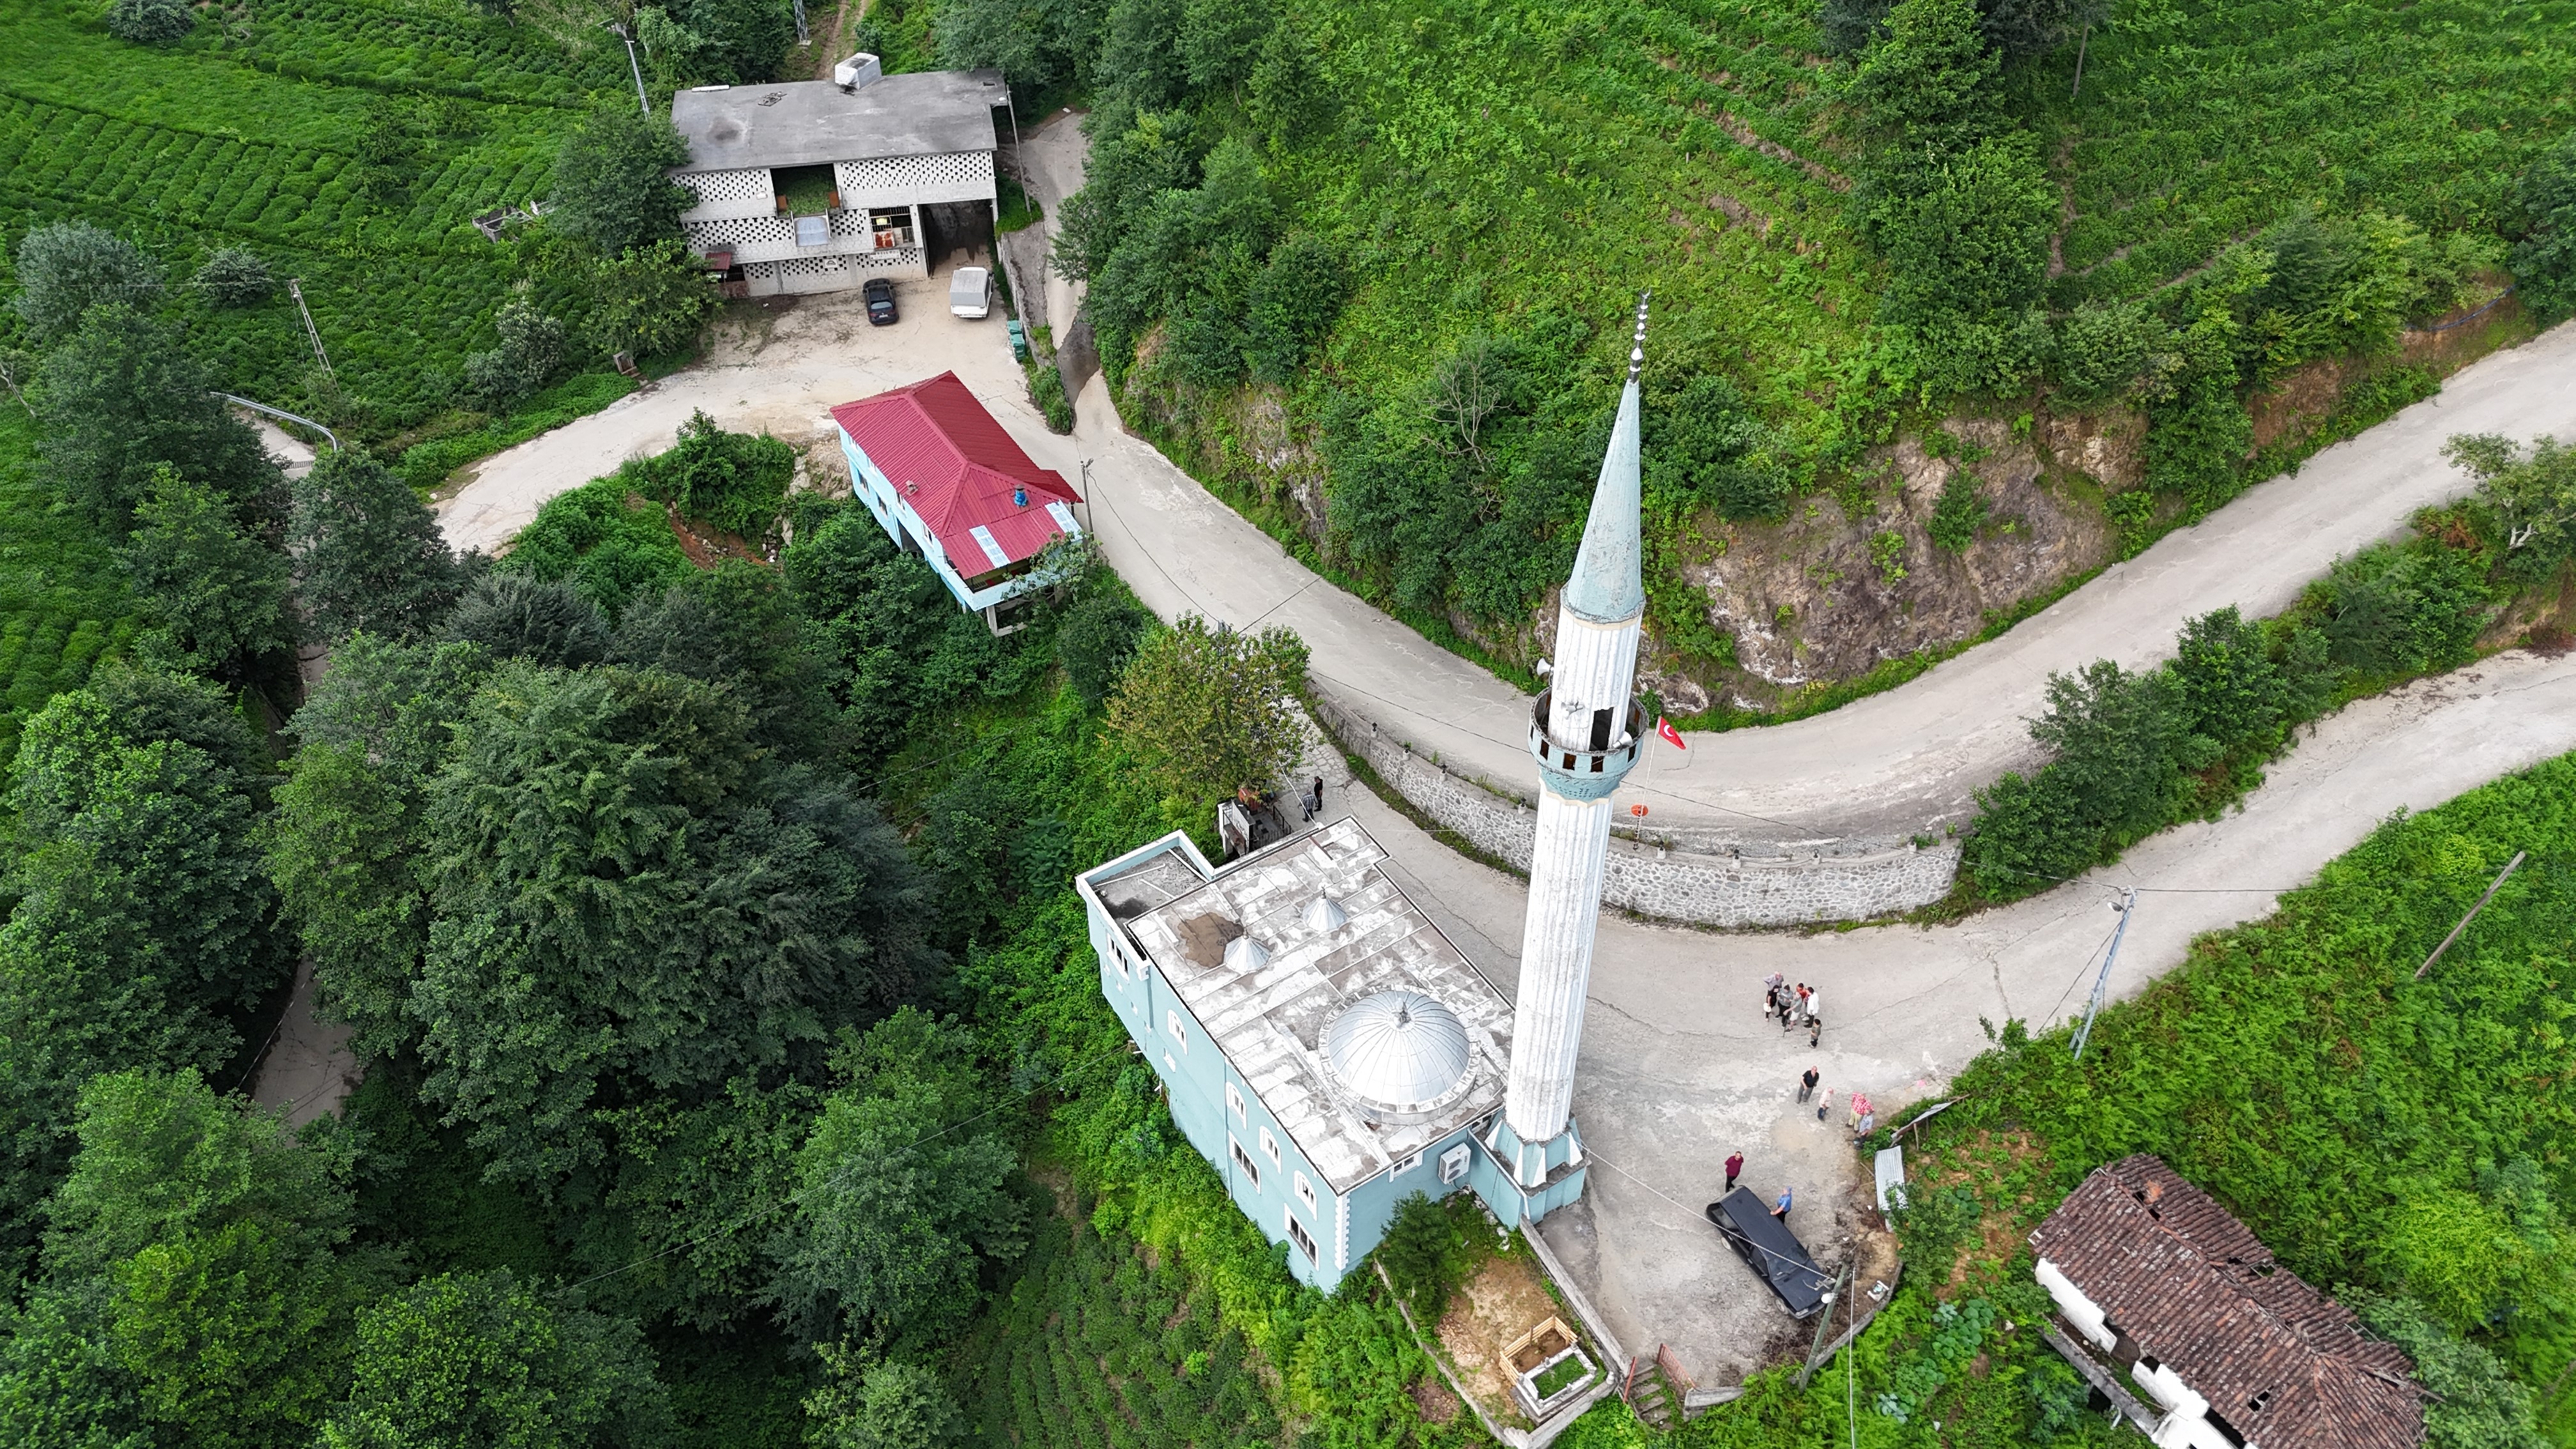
[289,447,469,642]
[587,240,717,360]
[2511,132,2576,323]
[765,1010,1025,1344]
[785,503,1023,748]
[443,572,610,666]
[1855,134,2056,329]
[30,304,281,528]
[267,636,490,1057]
[1107,615,1309,804]
[1644,371,1794,519]
[2448,433,2576,569]
[802,1346,964,1449]
[0,691,286,1261]
[1820,0,2104,57]
[549,109,696,257]
[2315,542,2492,680]
[414,664,932,1180]
[2167,606,2287,747]
[1844,0,2002,152]
[2349,1292,2550,1449]
[120,466,293,676]
[105,0,194,43]
[463,294,567,411]
[12,222,162,342]
[193,247,274,309]
[1243,232,1342,385]
[319,1271,670,1449]
[36,1071,357,1449]
[608,561,839,759]
[1055,590,1150,707]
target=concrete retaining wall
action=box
[1312,689,1960,928]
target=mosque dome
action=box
[1322,990,1472,1124]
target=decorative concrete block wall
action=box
[1310,690,1959,928]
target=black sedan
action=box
[1705,1188,1834,1319]
[864,277,898,326]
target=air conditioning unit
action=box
[1439,1143,1472,1186]
[833,52,883,90]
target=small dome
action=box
[1302,895,1349,932]
[1222,935,1270,972]
[1322,990,1471,1123]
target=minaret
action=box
[1496,295,1650,1210]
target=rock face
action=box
[1659,416,2121,711]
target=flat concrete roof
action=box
[1117,818,1515,1194]
[670,70,1006,172]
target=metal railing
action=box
[211,392,339,452]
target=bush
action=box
[2313,541,2493,680]
[2513,132,2576,323]
[487,474,691,620]
[462,295,565,411]
[1927,468,1986,551]
[1646,371,1794,521]
[1055,591,1149,707]
[442,572,608,666]
[105,0,193,45]
[1028,358,1073,434]
[635,410,793,541]
[192,248,273,309]
[1370,1193,1482,1324]
[2050,298,2166,406]
[13,223,162,342]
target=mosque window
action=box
[1226,1082,1246,1122]
[1259,1127,1280,1166]
[1285,1209,1317,1263]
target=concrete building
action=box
[1072,297,1662,1281]
[2030,1155,2423,1449]
[1076,818,1526,1291]
[669,61,1009,297]
[829,371,1082,631]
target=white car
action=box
[948,266,992,319]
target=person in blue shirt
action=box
[1772,1186,1792,1222]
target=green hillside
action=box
[940,0,2575,703]
[0,0,623,429]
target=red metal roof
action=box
[830,372,1080,576]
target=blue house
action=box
[1076,817,1546,1290]
[829,371,1083,632]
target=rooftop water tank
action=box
[834,52,884,89]
[1322,990,1470,1124]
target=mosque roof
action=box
[1089,817,1513,1193]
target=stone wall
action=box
[1310,690,1960,928]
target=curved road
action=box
[438,109,2576,850]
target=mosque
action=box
[1073,299,1655,1289]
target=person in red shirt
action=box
[1724,1151,1744,1193]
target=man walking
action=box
[1772,1186,1793,1223]
[1803,986,1822,1048]
[1816,1087,1833,1124]
[1797,1066,1819,1103]
[1724,1151,1744,1193]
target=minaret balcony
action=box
[1528,691,1642,802]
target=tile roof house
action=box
[2030,1154,2421,1449]
[830,371,1082,631]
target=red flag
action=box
[1656,716,1685,749]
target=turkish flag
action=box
[1656,716,1685,749]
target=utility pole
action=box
[1795,1265,1850,1388]
[792,0,808,46]
[2070,26,2090,99]
[286,279,333,376]
[609,22,648,116]
[2417,850,2525,979]
[2071,889,2135,1061]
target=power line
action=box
[1584,1147,1843,1282]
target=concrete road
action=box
[1335,645,2576,1385]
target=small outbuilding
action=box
[670,61,1009,296]
[2030,1154,2421,1449]
[829,371,1081,631]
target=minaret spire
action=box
[1492,292,1652,1216]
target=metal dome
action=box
[1321,990,1472,1123]
[1222,935,1271,973]
[1302,895,1349,932]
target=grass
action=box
[0,0,622,432]
[1529,1351,1592,1400]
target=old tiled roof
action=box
[831,372,1080,574]
[2030,1155,2421,1449]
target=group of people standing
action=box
[1763,973,1822,1046]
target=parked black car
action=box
[1705,1188,1833,1319]
[864,277,898,326]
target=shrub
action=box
[2050,298,2166,406]
[1028,359,1073,434]
[2312,541,2493,680]
[1243,233,1343,385]
[487,474,690,620]
[462,295,565,411]
[1055,591,1149,707]
[1927,468,1986,551]
[192,248,273,309]
[635,410,793,541]
[13,222,162,342]
[442,572,608,666]
[1371,1192,1482,1323]
[105,0,194,45]
[2513,133,2576,323]
[1645,371,1793,520]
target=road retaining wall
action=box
[1312,689,1960,927]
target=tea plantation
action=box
[0,0,624,427]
